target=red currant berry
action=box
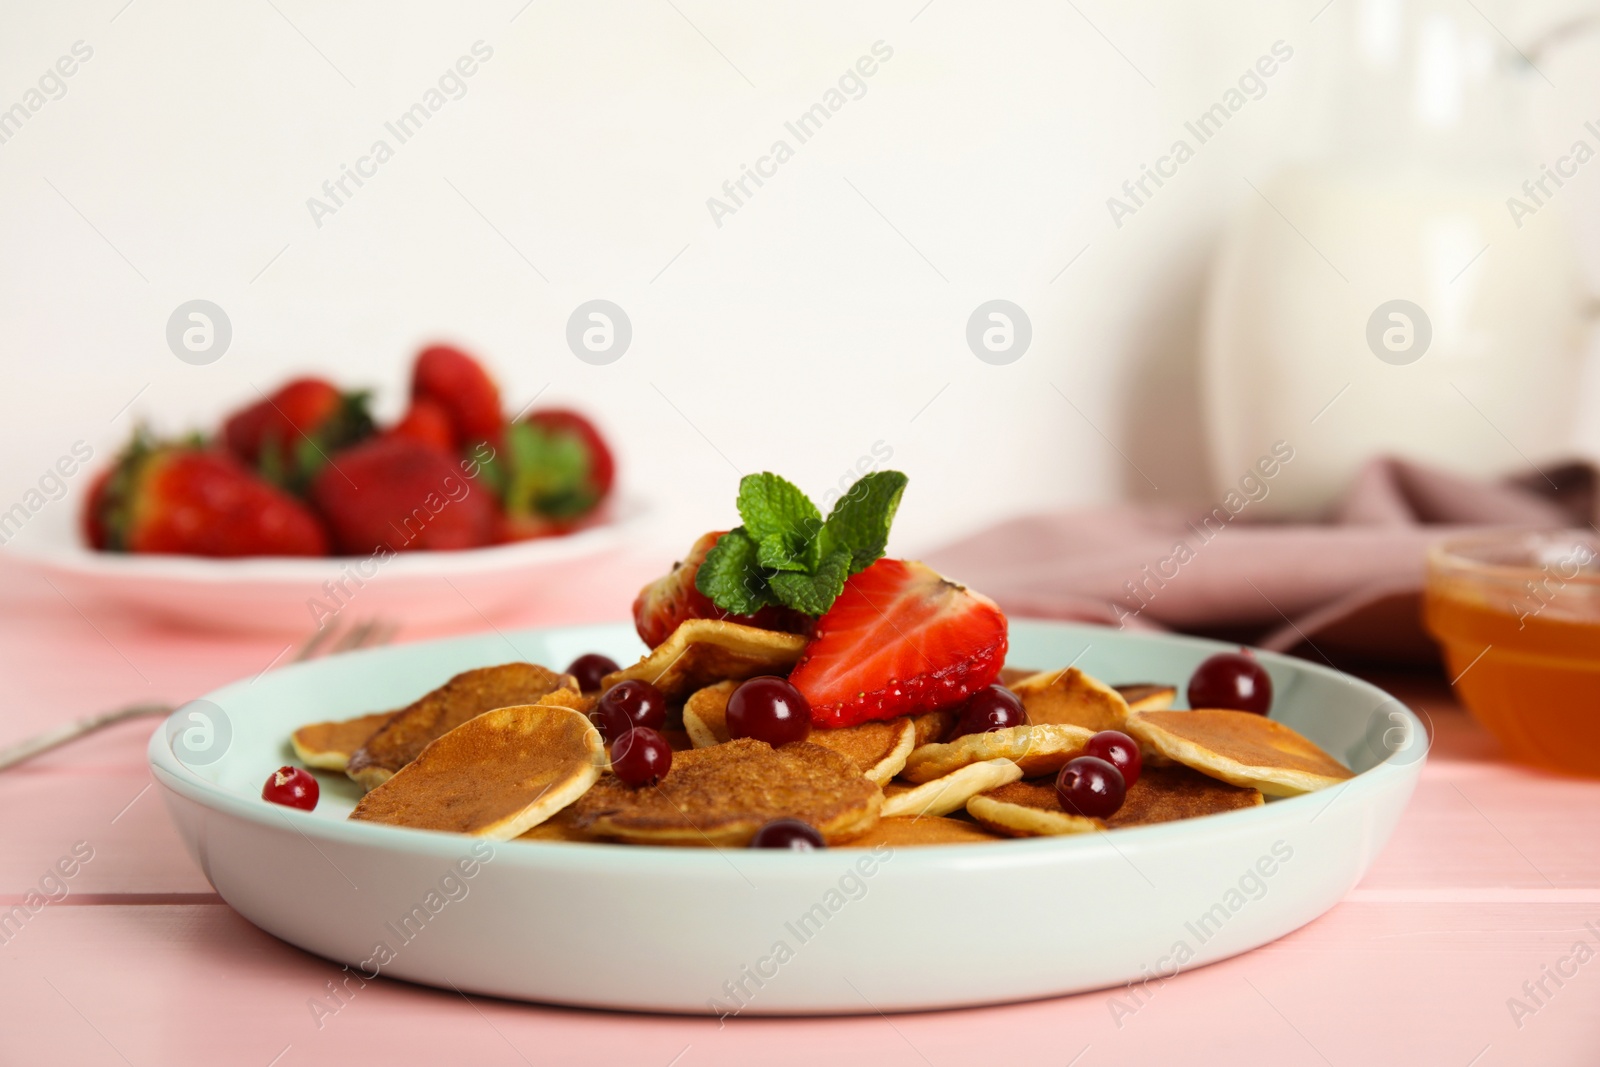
[1055,756,1125,819]
[591,679,667,741]
[1083,730,1142,787]
[726,676,811,747]
[262,766,319,811]
[1187,650,1273,715]
[750,818,825,850]
[610,727,672,787]
[565,653,620,693]
[948,684,1026,741]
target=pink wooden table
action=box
[3,554,1598,1067]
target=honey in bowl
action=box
[1424,532,1600,777]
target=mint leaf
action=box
[738,473,820,545]
[768,547,852,614]
[696,471,909,617]
[757,533,810,573]
[695,528,773,615]
[823,470,908,573]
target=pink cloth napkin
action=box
[927,457,1598,667]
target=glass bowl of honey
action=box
[1424,531,1600,777]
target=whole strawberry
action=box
[309,437,495,555]
[386,397,455,454]
[632,531,812,648]
[487,409,615,540]
[84,434,329,557]
[222,377,373,493]
[412,345,502,450]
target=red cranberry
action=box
[591,679,667,741]
[726,676,811,747]
[262,766,319,811]
[1055,756,1125,819]
[750,818,825,850]
[610,727,672,787]
[566,653,620,693]
[1187,650,1273,715]
[1084,730,1142,787]
[948,684,1026,741]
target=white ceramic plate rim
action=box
[147,620,1426,873]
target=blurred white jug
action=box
[1202,0,1594,516]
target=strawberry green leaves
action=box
[696,470,907,617]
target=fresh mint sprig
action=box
[696,470,908,617]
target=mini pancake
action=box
[838,815,1004,847]
[1114,684,1178,712]
[683,680,915,785]
[1125,709,1355,796]
[910,709,955,747]
[811,718,915,786]
[900,723,1094,783]
[515,806,594,843]
[998,666,1038,687]
[681,680,739,748]
[570,738,881,847]
[602,620,808,702]
[881,758,1022,818]
[1011,667,1130,733]
[967,764,1264,837]
[349,704,604,839]
[347,663,578,790]
[291,710,399,771]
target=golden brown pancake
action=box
[1125,709,1354,796]
[967,764,1263,837]
[1114,684,1178,712]
[602,620,808,701]
[910,709,955,747]
[838,815,1005,847]
[349,704,604,839]
[570,738,881,847]
[810,718,915,786]
[1108,764,1264,825]
[291,710,399,771]
[346,663,577,790]
[881,758,1022,818]
[1011,667,1130,733]
[998,666,1039,686]
[681,680,739,748]
[901,723,1094,783]
[967,783,1098,837]
[515,806,594,843]
[682,680,915,785]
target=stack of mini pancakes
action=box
[289,620,1354,847]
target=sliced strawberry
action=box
[412,345,502,450]
[632,531,813,648]
[86,433,329,557]
[789,558,1008,728]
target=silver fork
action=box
[0,616,397,772]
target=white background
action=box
[1,0,1597,556]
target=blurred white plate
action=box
[150,620,1425,1014]
[2,491,642,634]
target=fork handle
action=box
[0,703,173,771]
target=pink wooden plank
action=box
[3,902,1597,1066]
[0,769,213,896]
